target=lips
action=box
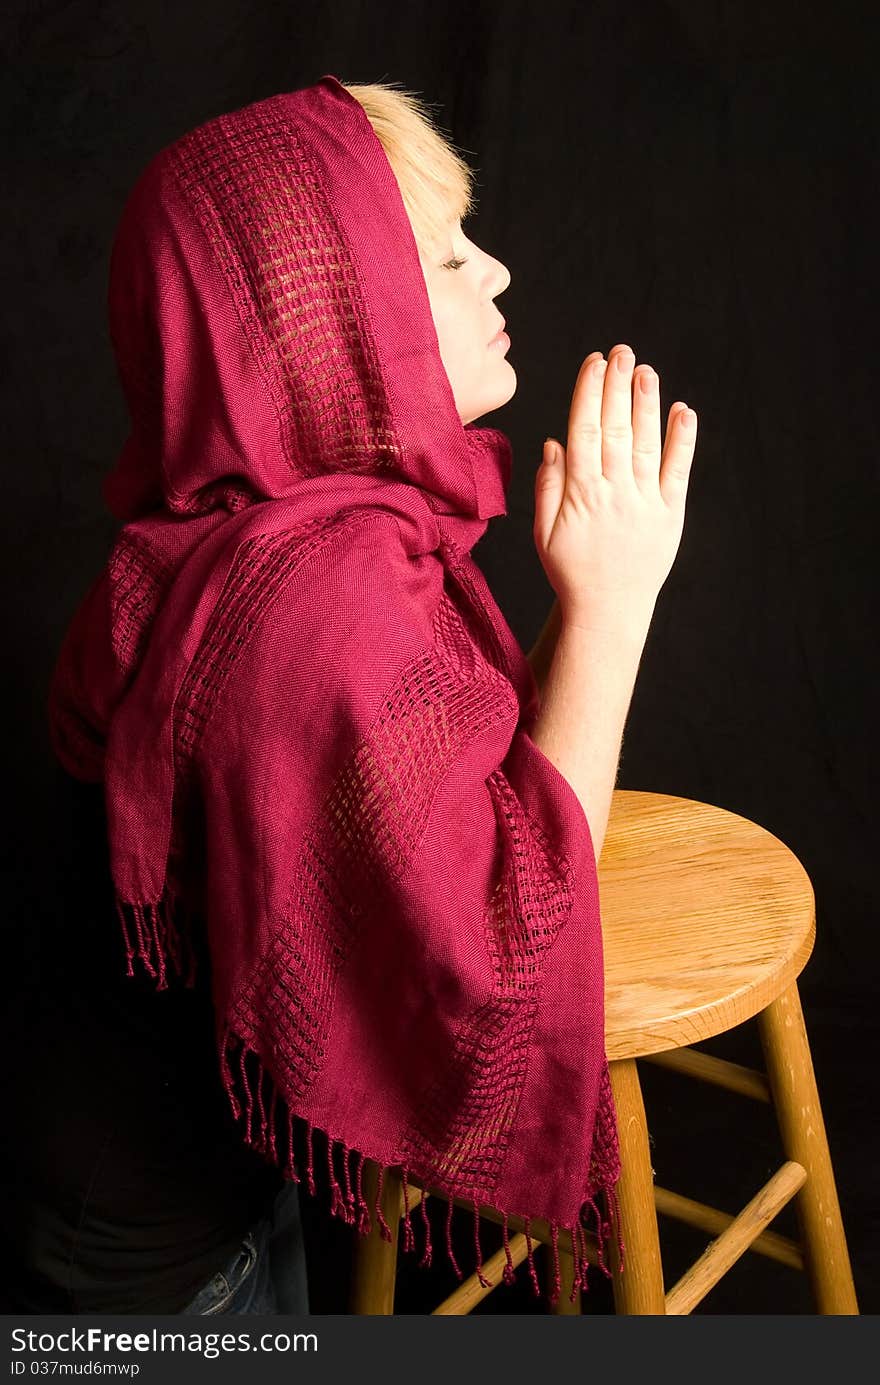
[488,317,506,344]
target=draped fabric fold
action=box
[47,73,621,1306]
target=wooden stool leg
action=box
[757,984,859,1314]
[348,1159,401,1314]
[608,1058,666,1313]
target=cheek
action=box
[433,301,473,376]
[431,298,457,350]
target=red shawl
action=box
[47,74,622,1307]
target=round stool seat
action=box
[600,790,815,1060]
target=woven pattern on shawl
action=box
[395,765,574,1199]
[107,530,180,679]
[590,1062,622,1192]
[166,100,401,491]
[172,510,373,773]
[49,534,180,784]
[163,508,385,899]
[224,583,576,1204]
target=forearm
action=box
[530,608,653,862]
[526,597,562,698]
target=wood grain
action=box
[599,791,815,1059]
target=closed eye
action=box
[441,256,468,270]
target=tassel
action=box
[327,1135,346,1219]
[129,903,146,965]
[240,1045,254,1143]
[284,1104,300,1184]
[114,899,136,977]
[373,1164,393,1242]
[502,1211,517,1285]
[255,1064,268,1151]
[400,1167,415,1253]
[524,1216,541,1297]
[131,904,156,979]
[340,1141,356,1225]
[137,903,164,991]
[569,1223,584,1302]
[586,1195,606,1274]
[266,1083,278,1162]
[304,1119,316,1197]
[145,906,162,983]
[114,887,198,991]
[472,1200,492,1290]
[151,905,168,990]
[219,1029,241,1119]
[445,1194,463,1280]
[418,1184,432,1268]
[608,1182,625,1276]
[133,903,161,984]
[151,904,169,991]
[578,1223,590,1295]
[355,1151,371,1235]
[549,1221,561,1306]
[567,1225,580,1302]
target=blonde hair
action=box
[340,80,477,259]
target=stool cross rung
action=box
[641,1046,771,1102]
[654,1183,804,1269]
[664,1160,807,1315]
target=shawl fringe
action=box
[114,886,624,1307]
[114,887,199,991]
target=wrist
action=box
[560,593,657,643]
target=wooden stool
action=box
[349,790,858,1315]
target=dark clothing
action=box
[179,1180,309,1314]
[0,768,290,1314]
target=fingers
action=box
[599,345,636,482]
[631,363,661,487]
[659,401,697,505]
[564,351,607,486]
[561,343,697,504]
[534,436,565,551]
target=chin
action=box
[462,364,517,425]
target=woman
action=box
[14,73,696,1314]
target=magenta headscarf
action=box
[47,74,622,1306]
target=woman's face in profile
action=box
[419,220,515,426]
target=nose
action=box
[486,252,511,299]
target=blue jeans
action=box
[180,1180,309,1315]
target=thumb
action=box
[534,437,564,552]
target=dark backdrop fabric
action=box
[2,0,877,1314]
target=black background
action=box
[2,0,877,1314]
